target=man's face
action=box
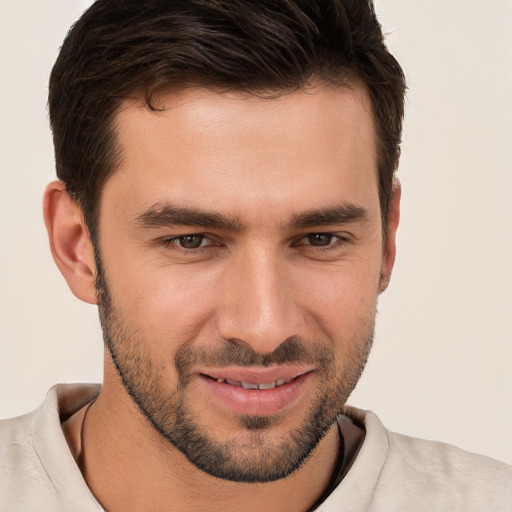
[95,85,394,482]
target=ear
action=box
[43,181,98,304]
[379,179,401,293]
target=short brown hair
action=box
[49,0,406,243]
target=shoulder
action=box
[0,384,102,511]
[382,428,512,511]
[0,407,56,510]
[322,407,512,512]
[0,409,36,463]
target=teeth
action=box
[257,381,276,390]
[214,376,293,390]
[241,381,259,389]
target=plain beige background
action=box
[0,0,511,465]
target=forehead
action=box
[105,84,379,225]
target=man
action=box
[0,0,510,510]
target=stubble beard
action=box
[95,259,375,483]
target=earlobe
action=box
[379,179,401,293]
[43,181,98,305]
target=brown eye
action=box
[306,234,335,246]
[177,235,205,249]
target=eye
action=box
[294,233,345,248]
[164,234,211,249]
[303,233,337,247]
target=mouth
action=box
[198,367,314,416]
[203,375,300,390]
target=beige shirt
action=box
[1,384,511,511]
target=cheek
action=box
[107,261,223,349]
[297,259,381,343]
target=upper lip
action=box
[199,366,313,384]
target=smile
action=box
[199,368,313,416]
[213,377,293,390]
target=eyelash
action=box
[161,234,215,252]
[292,233,349,249]
[160,232,349,253]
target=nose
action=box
[217,246,305,354]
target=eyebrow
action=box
[132,202,368,232]
[132,204,244,232]
[291,203,368,228]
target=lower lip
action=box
[200,373,312,417]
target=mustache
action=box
[175,336,335,382]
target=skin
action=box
[44,83,400,511]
